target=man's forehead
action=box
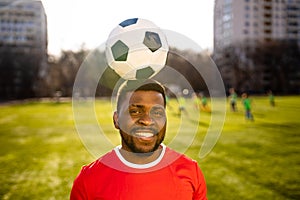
[122,91,164,104]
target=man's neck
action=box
[119,145,163,165]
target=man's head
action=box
[115,80,167,113]
[113,79,167,154]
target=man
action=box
[70,80,207,199]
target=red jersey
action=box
[70,144,207,200]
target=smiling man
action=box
[70,79,207,200]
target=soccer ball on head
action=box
[105,18,169,80]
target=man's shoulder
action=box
[80,150,117,174]
[164,147,198,167]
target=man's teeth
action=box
[135,132,154,138]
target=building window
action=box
[224,0,232,4]
[223,13,232,22]
[223,4,232,14]
[224,21,232,29]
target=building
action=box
[0,0,47,99]
[214,0,300,93]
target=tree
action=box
[156,47,210,95]
[43,48,89,97]
[213,39,300,94]
[250,40,300,94]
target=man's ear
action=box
[113,111,120,129]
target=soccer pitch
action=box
[0,96,299,199]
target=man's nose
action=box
[137,113,154,125]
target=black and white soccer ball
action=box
[105,18,169,80]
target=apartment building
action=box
[0,0,47,99]
[0,0,47,52]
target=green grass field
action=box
[0,96,299,199]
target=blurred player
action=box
[199,93,211,113]
[267,90,275,107]
[242,92,254,121]
[192,92,201,110]
[229,88,237,112]
[177,93,189,117]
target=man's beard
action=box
[120,131,165,156]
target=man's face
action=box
[114,90,166,154]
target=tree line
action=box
[1,39,299,101]
[0,47,212,100]
[213,39,300,94]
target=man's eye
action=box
[129,109,142,116]
[151,109,165,118]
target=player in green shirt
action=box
[242,93,254,121]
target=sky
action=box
[41,0,215,56]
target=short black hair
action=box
[116,79,166,112]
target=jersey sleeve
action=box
[70,166,88,200]
[192,162,207,200]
